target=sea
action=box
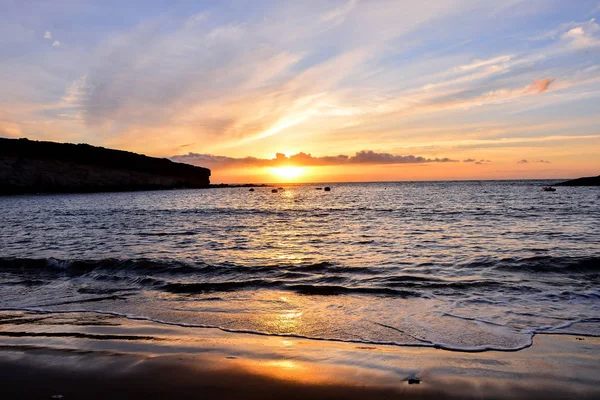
[1,180,599,352]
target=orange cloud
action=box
[524,78,554,94]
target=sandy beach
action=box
[1,310,598,399]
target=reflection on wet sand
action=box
[1,310,599,399]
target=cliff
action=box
[555,175,600,186]
[0,138,211,195]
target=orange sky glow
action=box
[1,1,599,183]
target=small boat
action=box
[541,186,556,192]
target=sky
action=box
[1,0,599,183]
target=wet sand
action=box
[0,310,599,399]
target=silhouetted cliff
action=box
[555,175,600,186]
[0,138,210,195]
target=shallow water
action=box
[1,181,599,351]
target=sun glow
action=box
[270,166,305,181]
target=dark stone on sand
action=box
[249,188,255,192]
[0,138,211,195]
[316,187,323,190]
[324,187,331,191]
[407,378,421,385]
[272,189,278,193]
[555,175,600,186]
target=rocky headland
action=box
[0,138,211,195]
[555,175,600,186]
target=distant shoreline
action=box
[3,178,596,196]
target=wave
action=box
[162,280,419,297]
[1,255,598,298]
[0,307,531,352]
[3,255,598,275]
[2,307,598,353]
[490,255,600,273]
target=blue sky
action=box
[1,0,599,181]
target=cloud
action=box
[463,158,476,162]
[560,19,600,49]
[69,0,566,147]
[320,0,358,23]
[474,159,492,165]
[517,159,552,165]
[171,150,458,169]
[456,55,512,72]
[524,78,554,94]
[52,40,61,47]
[530,18,599,45]
[44,30,52,40]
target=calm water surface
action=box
[1,181,599,350]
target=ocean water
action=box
[1,181,599,351]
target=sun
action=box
[270,166,305,181]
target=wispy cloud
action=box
[456,55,512,72]
[517,159,528,164]
[65,1,575,146]
[561,19,600,49]
[320,0,358,23]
